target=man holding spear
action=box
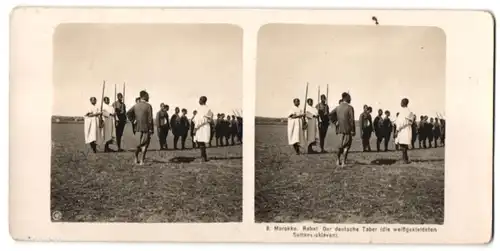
[287,97,305,155]
[98,81,106,130]
[112,83,127,152]
[287,82,308,155]
[316,91,330,153]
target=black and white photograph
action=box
[10,7,493,243]
[50,24,243,222]
[255,24,446,224]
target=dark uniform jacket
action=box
[126,101,153,133]
[329,102,355,135]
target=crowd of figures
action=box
[287,92,445,167]
[83,90,242,165]
[155,104,243,151]
[359,106,446,152]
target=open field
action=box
[51,123,242,222]
[255,124,444,224]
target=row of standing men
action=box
[155,103,243,150]
[288,93,444,166]
[84,92,242,154]
[359,106,446,152]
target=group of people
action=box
[359,107,446,152]
[214,113,242,147]
[84,91,242,164]
[287,92,446,167]
[156,105,243,151]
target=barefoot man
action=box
[305,98,319,154]
[287,98,305,155]
[102,97,116,152]
[315,94,330,153]
[394,98,414,164]
[126,91,154,165]
[155,103,169,150]
[128,97,141,135]
[329,92,355,167]
[193,96,214,162]
[84,97,103,153]
[112,93,127,151]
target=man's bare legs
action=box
[134,146,141,164]
[140,143,150,165]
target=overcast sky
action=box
[53,24,242,116]
[256,25,446,118]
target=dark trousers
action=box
[411,134,417,149]
[376,136,383,151]
[434,135,440,148]
[209,131,214,146]
[361,130,372,151]
[427,135,433,148]
[230,133,236,145]
[173,135,180,149]
[418,133,426,148]
[383,135,390,151]
[225,135,230,145]
[115,121,126,149]
[318,123,329,150]
[181,133,188,149]
[158,126,169,149]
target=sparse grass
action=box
[255,124,444,224]
[51,123,242,222]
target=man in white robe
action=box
[305,98,319,154]
[287,98,305,155]
[193,96,214,162]
[84,97,103,153]
[395,98,414,164]
[102,97,116,152]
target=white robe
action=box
[395,107,414,145]
[84,104,103,144]
[287,106,304,145]
[193,104,214,143]
[304,105,318,145]
[102,104,116,143]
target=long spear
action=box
[99,80,106,128]
[123,82,126,104]
[122,82,126,148]
[326,84,329,105]
[303,82,309,130]
[317,85,320,106]
[114,83,117,104]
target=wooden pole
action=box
[317,85,320,106]
[303,82,309,130]
[99,80,106,128]
[326,84,329,105]
[122,82,126,148]
[123,82,126,103]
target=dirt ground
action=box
[255,124,444,224]
[51,123,242,222]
